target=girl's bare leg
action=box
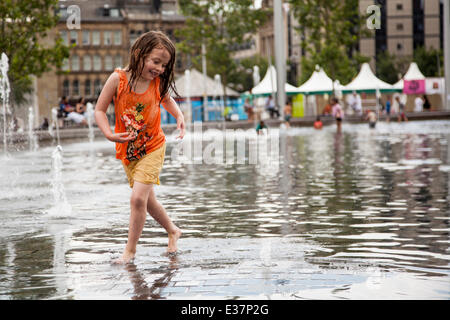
[115,181,152,264]
[146,185,181,253]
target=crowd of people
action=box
[58,96,89,127]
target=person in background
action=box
[331,97,344,132]
[396,96,408,122]
[314,116,323,129]
[385,95,391,122]
[423,95,431,111]
[76,97,87,115]
[256,119,268,135]
[365,109,377,129]
[347,91,362,115]
[322,100,332,116]
[414,96,424,112]
[284,99,292,128]
[266,95,279,119]
[244,98,254,122]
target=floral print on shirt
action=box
[121,102,153,161]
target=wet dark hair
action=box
[125,31,179,104]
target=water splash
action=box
[0,53,11,155]
[47,145,72,217]
[51,107,61,146]
[28,107,38,152]
[86,102,95,144]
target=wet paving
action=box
[0,120,449,299]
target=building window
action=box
[62,58,69,71]
[63,79,70,97]
[110,8,120,17]
[83,55,92,71]
[396,4,403,10]
[104,31,112,45]
[396,23,403,31]
[85,79,92,97]
[92,31,100,45]
[114,54,123,68]
[82,31,90,45]
[114,31,122,45]
[94,79,102,97]
[70,31,78,45]
[397,43,403,50]
[104,55,113,71]
[93,55,101,71]
[71,55,80,71]
[72,79,79,96]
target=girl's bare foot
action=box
[167,227,182,253]
[113,249,135,265]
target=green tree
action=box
[289,0,369,85]
[176,0,269,97]
[227,54,268,93]
[414,46,444,77]
[375,51,410,84]
[0,0,70,106]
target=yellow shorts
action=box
[122,144,166,188]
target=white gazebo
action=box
[251,65,301,96]
[174,68,239,98]
[342,63,399,93]
[297,66,342,95]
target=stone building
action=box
[35,0,185,123]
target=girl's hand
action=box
[107,132,135,143]
[176,116,185,139]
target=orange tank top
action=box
[113,68,165,165]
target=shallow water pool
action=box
[0,120,449,299]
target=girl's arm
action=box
[94,72,134,143]
[161,94,185,139]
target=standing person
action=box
[283,99,292,128]
[385,95,391,122]
[396,96,408,122]
[414,96,424,112]
[331,97,344,132]
[94,31,185,264]
[423,95,431,111]
[243,98,254,122]
[347,91,362,115]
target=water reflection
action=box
[126,254,178,300]
[0,121,449,299]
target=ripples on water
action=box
[0,120,449,299]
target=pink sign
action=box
[403,79,426,94]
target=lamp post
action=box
[274,0,286,120]
[444,0,450,109]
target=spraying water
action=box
[47,145,72,217]
[28,107,38,152]
[0,53,11,155]
[86,102,94,144]
[51,107,61,146]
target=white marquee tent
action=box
[342,63,399,93]
[251,65,301,96]
[297,66,343,95]
[393,62,426,90]
[174,68,239,98]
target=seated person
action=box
[75,97,87,115]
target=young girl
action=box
[94,31,185,264]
